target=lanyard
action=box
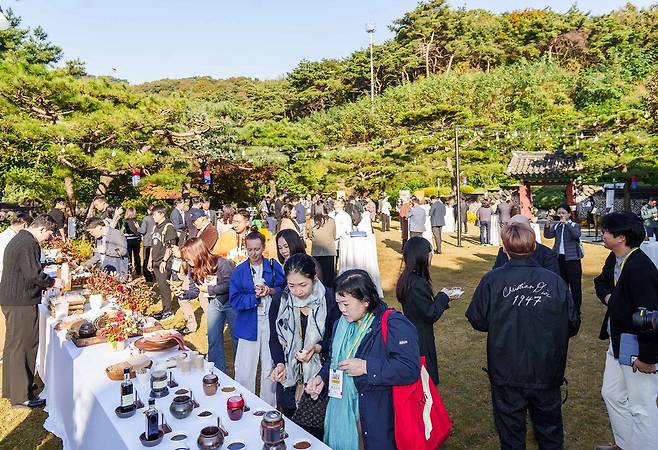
[615,248,638,285]
[346,313,374,359]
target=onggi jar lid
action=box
[263,410,283,423]
[226,395,244,409]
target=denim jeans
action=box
[206,298,237,373]
[480,221,490,245]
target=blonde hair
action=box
[501,223,536,258]
[124,207,137,219]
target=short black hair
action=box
[152,204,168,215]
[284,253,317,280]
[556,203,571,214]
[12,213,33,227]
[174,198,185,206]
[275,229,307,264]
[245,230,265,245]
[85,217,104,230]
[30,214,57,232]
[334,269,382,311]
[601,212,646,248]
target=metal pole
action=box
[455,126,462,247]
[369,31,375,114]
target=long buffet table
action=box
[37,304,329,450]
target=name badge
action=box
[328,369,344,399]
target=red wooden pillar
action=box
[518,182,533,218]
[566,179,576,219]
[566,180,576,206]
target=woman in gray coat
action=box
[544,203,583,313]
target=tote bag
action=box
[382,309,452,450]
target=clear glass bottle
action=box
[145,398,159,440]
[119,367,134,410]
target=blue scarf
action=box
[324,313,374,450]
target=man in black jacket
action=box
[0,215,61,408]
[593,212,658,450]
[467,223,580,449]
[492,214,560,275]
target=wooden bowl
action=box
[134,336,179,352]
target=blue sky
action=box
[4,0,656,84]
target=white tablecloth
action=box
[39,307,328,450]
[490,217,501,246]
[442,210,455,233]
[641,241,658,269]
[338,235,384,298]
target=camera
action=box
[632,307,657,332]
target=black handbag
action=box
[292,390,328,430]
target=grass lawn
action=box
[0,221,615,449]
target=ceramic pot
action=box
[169,395,194,419]
[202,373,219,396]
[261,410,288,447]
[226,395,246,421]
[197,425,224,450]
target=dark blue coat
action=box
[319,303,420,450]
[170,208,185,231]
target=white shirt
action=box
[381,200,391,216]
[0,227,19,282]
[251,262,271,317]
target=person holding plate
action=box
[395,236,462,384]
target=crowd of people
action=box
[0,190,657,450]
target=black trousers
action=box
[127,238,141,275]
[2,305,39,404]
[142,246,154,282]
[557,255,582,314]
[491,384,564,450]
[153,264,173,313]
[314,255,336,289]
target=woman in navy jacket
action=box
[544,203,583,313]
[306,269,420,450]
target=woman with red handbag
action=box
[305,269,420,450]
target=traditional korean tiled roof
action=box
[507,151,582,180]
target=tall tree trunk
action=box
[445,55,455,74]
[424,32,435,78]
[64,175,77,216]
[623,179,631,212]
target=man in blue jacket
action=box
[467,222,580,450]
[230,231,285,406]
